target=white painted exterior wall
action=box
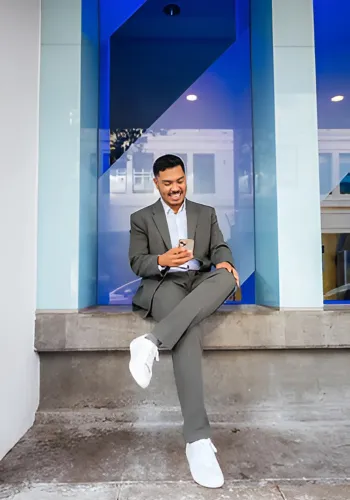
[0,0,40,459]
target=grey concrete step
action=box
[35,305,350,352]
[39,349,350,414]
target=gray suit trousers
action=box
[150,268,236,443]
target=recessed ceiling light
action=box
[331,95,344,102]
[186,94,198,102]
[163,4,181,16]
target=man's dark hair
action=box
[153,154,185,177]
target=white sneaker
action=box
[186,438,224,489]
[129,335,159,389]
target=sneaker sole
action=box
[189,472,224,489]
[186,455,224,489]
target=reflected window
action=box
[111,167,127,193]
[319,153,333,197]
[132,152,154,193]
[239,169,252,194]
[193,153,216,194]
[339,154,350,195]
[173,153,187,171]
[110,157,127,194]
[340,173,350,194]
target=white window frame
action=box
[132,169,154,193]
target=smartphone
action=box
[179,238,194,253]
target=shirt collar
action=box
[160,197,186,215]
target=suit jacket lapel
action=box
[186,200,199,241]
[152,199,172,250]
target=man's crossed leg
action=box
[129,269,236,488]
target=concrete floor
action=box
[1,412,350,499]
[3,482,350,500]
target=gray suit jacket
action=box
[129,199,234,315]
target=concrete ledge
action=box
[35,305,350,351]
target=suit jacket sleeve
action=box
[129,213,160,278]
[209,208,235,268]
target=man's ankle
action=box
[145,333,161,347]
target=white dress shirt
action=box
[158,198,200,273]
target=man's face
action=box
[154,165,187,210]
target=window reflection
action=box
[319,153,333,197]
[193,153,216,194]
[339,154,350,195]
[110,157,127,194]
[132,152,154,193]
[98,0,255,305]
[340,173,350,194]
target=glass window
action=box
[98,0,255,305]
[193,153,216,194]
[322,233,350,301]
[315,0,350,302]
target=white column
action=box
[252,0,323,308]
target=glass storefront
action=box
[97,0,255,305]
[314,0,350,303]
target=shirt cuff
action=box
[157,256,166,273]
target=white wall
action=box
[0,0,40,459]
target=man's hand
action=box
[216,262,240,287]
[158,247,193,268]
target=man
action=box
[128,154,239,489]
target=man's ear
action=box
[153,177,159,190]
